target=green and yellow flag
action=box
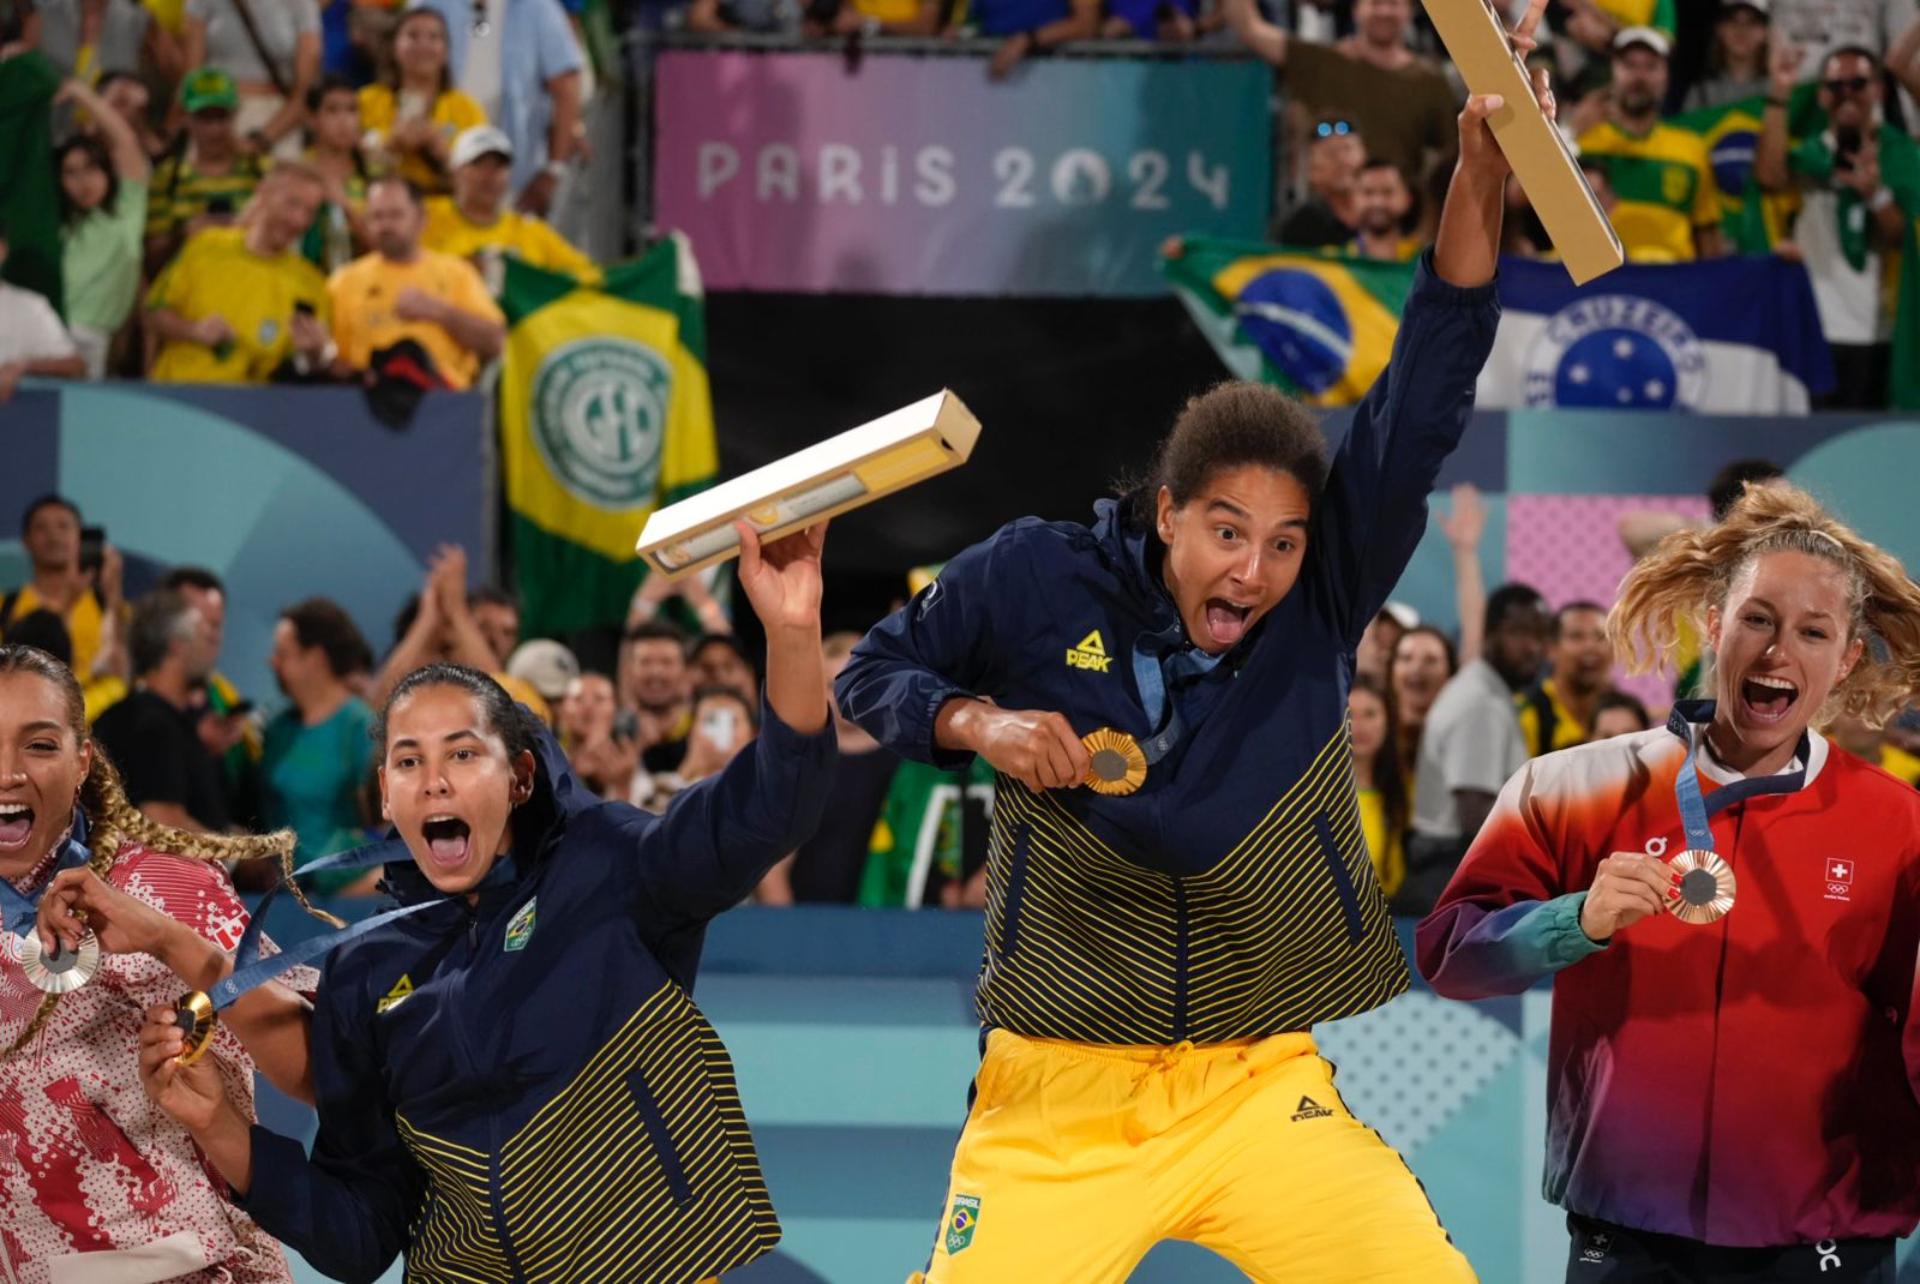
[500,233,718,638]
[1161,236,1416,407]
[1667,96,1781,254]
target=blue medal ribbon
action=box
[1129,624,1226,767]
[1666,700,1811,852]
[208,846,520,1011]
[1,811,93,938]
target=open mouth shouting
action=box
[1739,673,1799,725]
[421,814,474,869]
[0,803,34,854]
[1203,598,1256,650]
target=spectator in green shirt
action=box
[263,597,379,896]
[54,77,148,378]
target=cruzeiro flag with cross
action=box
[499,232,719,638]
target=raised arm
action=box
[1755,43,1804,192]
[1437,483,1488,664]
[1891,11,1920,103]
[1307,89,1523,645]
[57,78,150,182]
[1221,0,1288,67]
[623,524,836,932]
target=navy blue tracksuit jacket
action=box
[837,253,1500,1046]
[240,706,836,1283]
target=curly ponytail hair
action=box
[1610,482,1920,728]
[0,644,300,1057]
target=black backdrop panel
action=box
[705,291,1228,635]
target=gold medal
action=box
[1667,850,1736,925]
[16,928,101,993]
[175,991,218,1065]
[1082,728,1148,797]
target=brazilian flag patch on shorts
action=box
[946,1194,981,1255]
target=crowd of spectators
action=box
[10,454,1919,923]
[0,486,1002,908]
[7,0,1920,406]
[0,0,591,399]
[1232,0,1920,409]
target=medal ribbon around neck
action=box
[1662,701,1810,925]
[4,815,101,993]
[173,845,517,1062]
[1082,624,1230,797]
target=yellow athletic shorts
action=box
[909,1028,1476,1282]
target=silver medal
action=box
[17,929,101,993]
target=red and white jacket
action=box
[1,845,296,1284]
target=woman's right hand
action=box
[139,1004,229,1133]
[38,867,182,959]
[1579,852,1672,941]
[954,703,1091,793]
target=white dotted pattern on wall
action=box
[1316,994,1520,1155]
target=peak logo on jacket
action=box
[1065,630,1112,673]
[376,974,415,1014]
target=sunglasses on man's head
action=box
[1823,75,1874,96]
[1315,119,1354,140]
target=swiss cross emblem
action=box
[1824,858,1854,902]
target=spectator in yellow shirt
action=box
[327,176,505,390]
[146,163,335,383]
[0,496,128,717]
[357,7,485,196]
[1575,28,1726,261]
[422,125,598,283]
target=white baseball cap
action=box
[449,124,514,170]
[507,638,580,702]
[1612,26,1671,58]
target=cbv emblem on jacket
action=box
[1066,630,1112,673]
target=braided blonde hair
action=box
[1,645,310,1057]
[1610,481,1920,728]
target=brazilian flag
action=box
[1161,236,1416,407]
[500,233,718,638]
[1667,86,1821,255]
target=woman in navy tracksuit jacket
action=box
[135,524,837,1284]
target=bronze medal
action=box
[1667,849,1736,925]
[1082,728,1148,797]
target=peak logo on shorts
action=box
[1291,1095,1335,1122]
[1065,630,1112,673]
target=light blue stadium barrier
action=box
[263,901,1907,1283]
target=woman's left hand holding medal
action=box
[138,1004,229,1131]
